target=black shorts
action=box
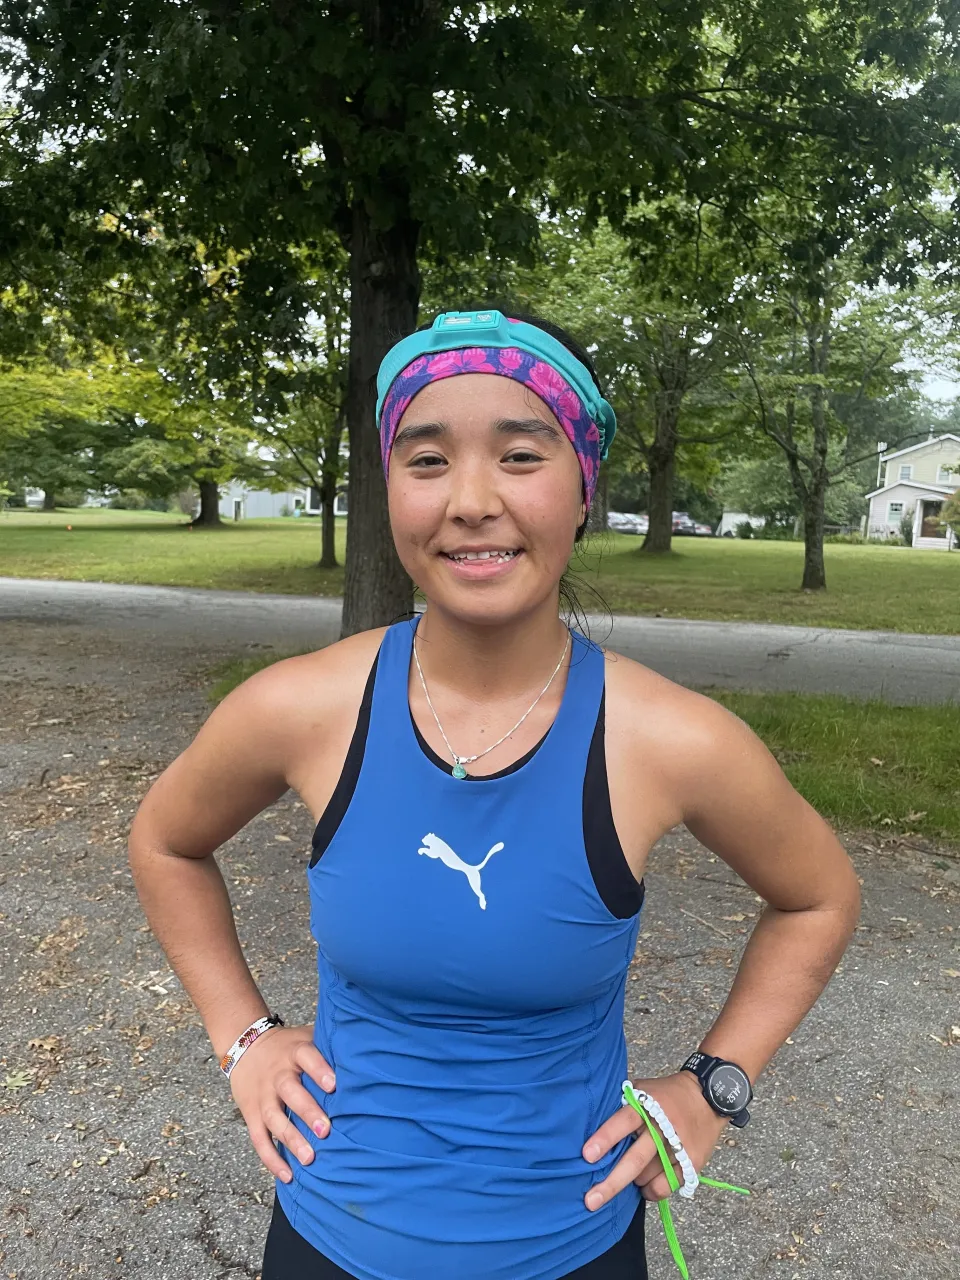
[262,1194,648,1280]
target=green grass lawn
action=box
[710,690,960,843]
[1,508,958,632]
[572,532,960,633]
[208,651,960,844]
[0,508,348,595]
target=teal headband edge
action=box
[375,310,617,461]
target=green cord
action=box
[620,1082,750,1279]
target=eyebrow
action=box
[391,416,563,450]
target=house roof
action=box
[880,433,960,462]
[865,479,957,499]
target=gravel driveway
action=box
[1,592,958,1279]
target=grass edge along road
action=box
[2,508,959,633]
[209,653,960,846]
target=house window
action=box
[937,465,957,484]
[899,464,913,481]
[887,502,903,522]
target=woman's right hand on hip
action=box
[228,1024,336,1183]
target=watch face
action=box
[707,1063,751,1113]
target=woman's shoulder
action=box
[600,643,751,767]
[223,625,389,731]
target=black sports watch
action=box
[681,1051,752,1128]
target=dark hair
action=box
[419,306,612,643]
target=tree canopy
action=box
[5,2,960,610]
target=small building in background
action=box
[217,481,348,522]
[865,433,959,549]
[716,511,766,538]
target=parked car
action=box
[607,510,634,532]
[693,522,715,537]
[607,511,648,535]
[671,511,697,535]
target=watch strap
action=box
[681,1050,752,1123]
[681,1050,719,1080]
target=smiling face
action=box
[386,373,586,628]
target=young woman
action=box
[128,309,861,1280]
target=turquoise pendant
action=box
[452,761,468,779]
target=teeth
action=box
[448,550,519,562]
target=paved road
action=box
[1,584,958,1279]
[2,576,959,704]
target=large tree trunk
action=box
[799,320,830,591]
[586,469,608,535]
[42,489,56,510]
[319,475,338,569]
[191,480,222,526]
[641,376,685,553]
[340,202,420,638]
[801,493,826,589]
[642,440,675,553]
[319,410,345,569]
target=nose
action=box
[446,455,505,526]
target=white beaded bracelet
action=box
[219,1013,284,1080]
[626,1082,700,1199]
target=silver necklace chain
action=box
[412,626,572,778]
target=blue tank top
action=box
[276,617,645,1280]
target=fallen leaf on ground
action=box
[4,1069,34,1090]
[28,1036,62,1053]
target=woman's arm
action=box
[127,652,344,1182]
[676,693,862,1088]
[583,688,861,1208]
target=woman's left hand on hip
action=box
[581,1072,731,1208]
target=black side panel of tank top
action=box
[583,689,646,919]
[311,654,645,921]
[309,652,380,868]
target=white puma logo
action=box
[417,833,504,910]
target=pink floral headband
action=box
[378,346,603,507]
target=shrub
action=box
[108,489,148,509]
[825,531,866,544]
[58,486,89,508]
[735,520,754,539]
[175,488,198,516]
[899,509,914,546]
[940,489,960,537]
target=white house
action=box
[218,481,348,522]
[717,510,766,537]
[865,433,959,550]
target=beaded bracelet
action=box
[621,1080,750,1280]
[219,1013,285,1080]
[629,1086,699,1198]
